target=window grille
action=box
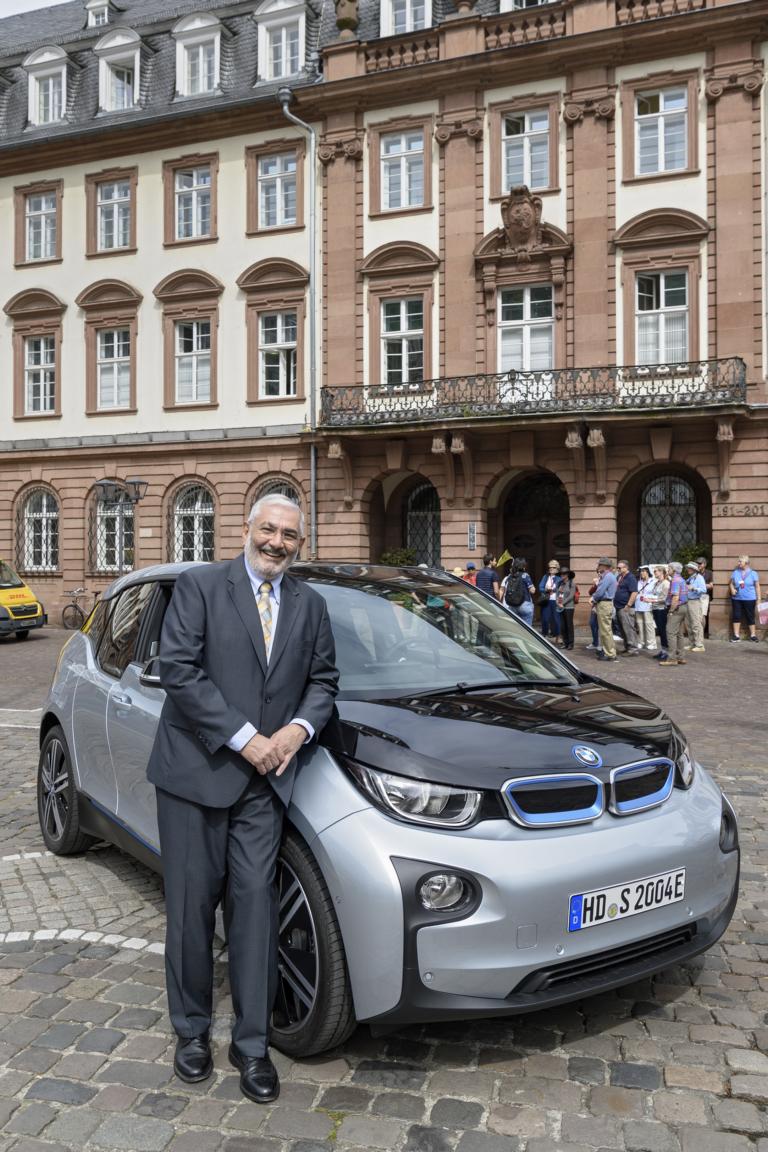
[640,475,696,563]
[170,483,215,563]
[89,489,134,573]
[252,479,301,507]
[16,488,59,572]
[404,482,441,567]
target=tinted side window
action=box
[98,583,157,679]
[83,596,113,652]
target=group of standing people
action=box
[453,554,578,648]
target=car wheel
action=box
[14,630,29,641]
[271,830,356,1058]
[37,726,95,855]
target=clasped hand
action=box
[240,724,307,777]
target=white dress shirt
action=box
[226,553,314,753]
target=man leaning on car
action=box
[146,495,338,1104]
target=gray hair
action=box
[247,494,305,536]
[669,561,683,574]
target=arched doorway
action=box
[501,472,570,581]
[617,465,711,568]
[404,482,441,566]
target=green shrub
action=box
[379,547,417,567]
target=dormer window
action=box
[173,14,221,97]
[24,47,67,127]
[382,0,431,35]
[94,29,141,112]
[87,0,110,26]
[256,1,305,82]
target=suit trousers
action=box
[617,606,640,651]
[156,774,284,1057]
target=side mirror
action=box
[139,656,161,688]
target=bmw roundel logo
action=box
[572,744,603,769]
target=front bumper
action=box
[0,607,45,634]
[313,764,739,1025]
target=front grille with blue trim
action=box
[502,774,604,828]
[609,759,675,815]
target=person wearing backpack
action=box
[556,567,577,649]
[505,558,534,626]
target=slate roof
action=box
[0,0,513,148]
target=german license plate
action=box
[568,868,685,932]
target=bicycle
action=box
[61,587,95,630]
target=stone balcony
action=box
[320,357,747,428]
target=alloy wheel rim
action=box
[40,739,69,842]
[273,859,319,1031]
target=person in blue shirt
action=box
[475,554,501,599]
[538,559,561,640]
[729,555,762,642]
[684,562,707,652]
[590,557,618,661]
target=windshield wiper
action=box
[403,678,574,698]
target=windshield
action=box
[308,574,578,697]
[0,561,24,590]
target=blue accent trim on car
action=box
[501,773,605,828]
[87,796,161,855]
[609,759,675,816]
[568,894,584,931]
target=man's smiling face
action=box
[242,501,303,579]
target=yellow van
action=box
[0,559,46,641]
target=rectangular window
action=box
[175,166,211,239]
[97,180,131,250]
[37,73,63,124]
[109,64,134,109]
[24,335,56,414]
[258,152,297,228]
[260,312,297,398]
[381,130,424,211]
[97,328,131,410]
[636,271,688,364]
[175,320,211,403]
[269,22,300,78]
[186,41,216,94]
[502,109,549,191]
[635,87,687,176]
[498,285,554,372]
[25,192,57,261]
[382,298,424,387]
[391,0,426,33]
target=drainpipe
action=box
[277,87,318,559]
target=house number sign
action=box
[715,504,767,517]
[467,522,477,551]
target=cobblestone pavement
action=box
[0,632,766,1152]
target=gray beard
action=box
[245,537,293,579]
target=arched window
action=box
[404,482,441,567]
[640,475,696,562]
[171,483,214,562]
[17,488,59,572]
[253,478,301,506]
[90,484,134,573]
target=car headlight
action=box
[675,745,695,789]
[344,760,482,828]
[0,606,9,620]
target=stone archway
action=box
[366,473,441,565]
[499,471,570,581]
[617,464,712,568]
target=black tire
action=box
[62,603,85,630]
[37,726,95,855]
[271,830,356,1057]
[14,630,29,641]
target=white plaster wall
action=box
[482,78,567,237]
[0,124,317,443]
[614,53,708,229]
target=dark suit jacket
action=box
[147,556,339,808]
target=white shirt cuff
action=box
[228,722,257,752]
[290,718,315,743]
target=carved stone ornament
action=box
[500,186,543,257]
[587,426,607,503]
[328,438,354,507]
[434,117,483,146]
[449,432,474,506]
[334,0,359,37]
[706,67,764,102]
[318,136,364,165]
[563,94,615,123]
[565,425,586,503]
[431,434,455,504]
[716,417,735,496]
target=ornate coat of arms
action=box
[500,186,543,257]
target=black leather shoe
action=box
[229,1044,280,1103]
[174,1033,213,1083]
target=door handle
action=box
[112,692,132,708]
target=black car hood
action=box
[321,679,683,789]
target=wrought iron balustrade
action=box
[320,358,747,428]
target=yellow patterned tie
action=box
[258,581,273,658]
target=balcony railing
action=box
[484,2,568,50]
[320,358,747,428]
[364,34,440,72]
[615,0,706,23]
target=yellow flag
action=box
[497,549,512,566]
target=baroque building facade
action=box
[0,0,766,627]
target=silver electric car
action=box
[38,563,739,1057]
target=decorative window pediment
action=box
[237,258,309,295]
[360,241,439,280]
[4,288,66,322]
[24,46,68,126]
[172,13,222,97]
[612,208,709,251]
[95,29,142,111]
[153,269,224,304]
[75,279,143,311]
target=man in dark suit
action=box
[147,495,338,1104]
